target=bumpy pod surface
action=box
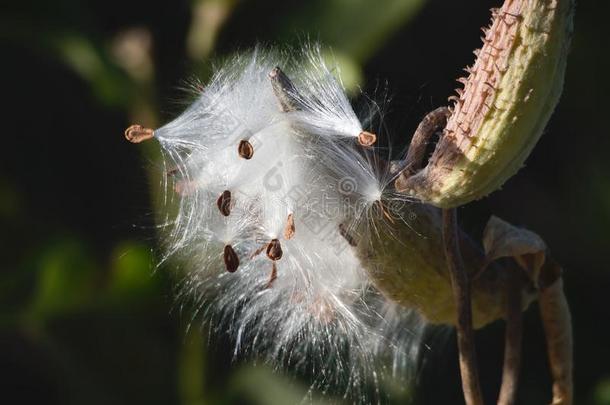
[396,0,574,208]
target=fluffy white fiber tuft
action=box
[154,45,424,402]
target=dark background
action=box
[1,0,608,404]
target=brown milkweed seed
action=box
[357,131,377,147]
[124,124,154,143]
[284,214,295,240]
[266,239,283,261]
[223,245,239,273]
[269,66,300,112]
[238,139,254,159]
[216,190,232,216]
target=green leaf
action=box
[29,238,98,319]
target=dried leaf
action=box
[482,215,547,285]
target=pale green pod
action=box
[356,204,537,328]
[395,0,574,208]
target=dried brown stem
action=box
[394,107,450,181]
[442,208,483,405]
[540,276,573,405]
[498,270,523,405]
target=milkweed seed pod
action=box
[356,204,539,329]
[395,0,575,208]
[125,0,575,401]
[128,47,427,400]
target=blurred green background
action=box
[0,0,607,404]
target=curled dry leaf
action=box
[482,216,572,404]
[482,215,547,285]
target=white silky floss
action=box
[153,46,424,400]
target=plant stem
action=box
[498,270,523,405]
[442,208,484,405]
[393,107,450,179]
[540,276,573,404]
